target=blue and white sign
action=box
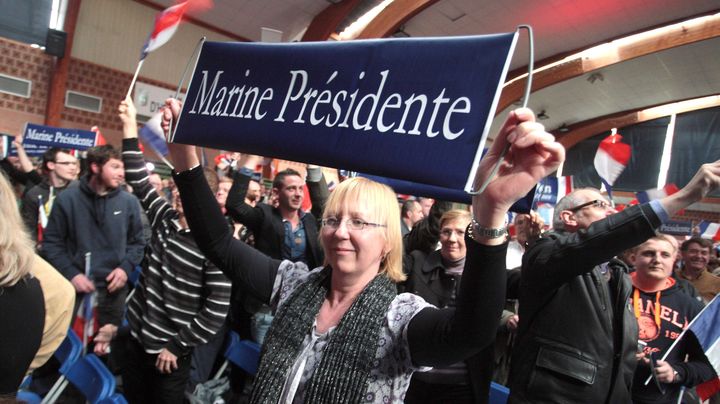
[360,173,534,213]
[172,34,518,191]
[19,123,97,156]
[659,220,693,236]
[532,176,574,207]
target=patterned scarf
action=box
[250,266,397,404]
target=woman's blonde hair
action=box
[440,209,472,229]
[0,173,35,286]
[321,177,405,283]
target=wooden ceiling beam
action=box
[302,0,363,42]
[356,0,440,39]
[499,11,720,113]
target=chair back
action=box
[64,354,116,403]
[489,382,510,404]
[98,393,129,404]
[56,330,83,374]
[224,331,261,375]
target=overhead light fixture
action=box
[557,124,570,133]
[537,110,549,120]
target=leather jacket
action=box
[509,204,662,404]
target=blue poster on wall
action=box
[171,33,519,192]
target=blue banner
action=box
[532,176,574,207]
[172,34,518,191]
[659,220,693,236]
[359,173,534,213]
[18,123,97,156]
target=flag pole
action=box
[644,294,720,385]
[126,59,145,100]
[469,25,534,195]
[82,252,92,355]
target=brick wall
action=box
[0,38,53,134]
[63,58,178,144]
[673,210,720,224]
[0,36,179,145]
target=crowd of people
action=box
[0,96,719,404]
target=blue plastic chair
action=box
[227,337,261,375]
[63,354,116,403]
[98,393,129,404]
[16,390,42,404]
[40,329,84,404]
[129,265,142,287]
[212,331,262,379]
[489,382,510,404]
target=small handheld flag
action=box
[635,183,679,204]
[140,1,189,60]
[594,130,631,200]
[697,221,720,241]
[127,0,213,99]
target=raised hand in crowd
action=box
[470,107,564,244]
[660,160,720,215]
[10,131,35,173]
[118,95,138,137]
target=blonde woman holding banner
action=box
[162,99,564,403]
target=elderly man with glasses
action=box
[507,161,720,404]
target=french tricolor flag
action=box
[140,2,189,60]
[698,221,720,241]
[683,296,720,401]
[594,132,631,191]
[139,112,169,156]
[635,183,679,204]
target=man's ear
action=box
[89,162,101,176]
[629,252,637,266]
[559,210,576,229]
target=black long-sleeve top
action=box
[173,165,507,367]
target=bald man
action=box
[508,160,720,404]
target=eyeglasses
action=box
[322,217,386,231]
[440,229,466,238]
[54,161,78,166]
[568,199,610,212]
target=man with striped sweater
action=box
[117,98,231,404]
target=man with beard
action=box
[42,144,145,329]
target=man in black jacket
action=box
[42,145,145,327]
[21,147,78,246]
[225,156,326,269]
[508,160,720,404]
